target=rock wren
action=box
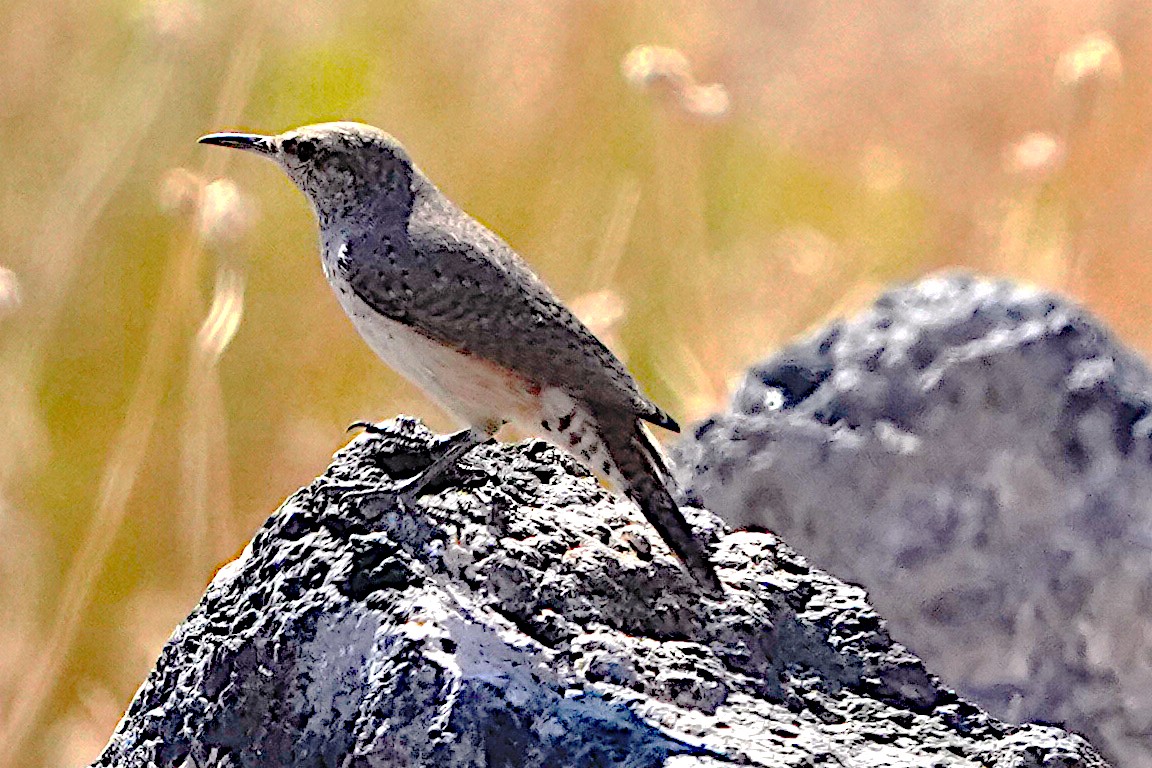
[199,122,722,594]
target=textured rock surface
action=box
[95,417,1105,767]
[676,274,1152,768]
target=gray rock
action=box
[93,416,1106,767]
[676,274,1152,768]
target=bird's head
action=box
[198,122,418,224]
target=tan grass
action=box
[5,2,1152,765]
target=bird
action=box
[198,121,722,595]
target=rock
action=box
[676,274,1150,768]
[93,416,1106,767]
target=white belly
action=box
[335,287,540,432]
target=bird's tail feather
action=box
[597,413,723,596]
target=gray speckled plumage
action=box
[198,121,720,593]
[351,154,675,429]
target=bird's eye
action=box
[282,138,317,162]
[295,139,317,161]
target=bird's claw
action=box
[331,427,490,509]
[347,420,387,435]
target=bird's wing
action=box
[341,192,679,432]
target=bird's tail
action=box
[596,412,723,596]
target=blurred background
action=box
[1,0,1151,765]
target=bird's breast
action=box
[327,270,543,431]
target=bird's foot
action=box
[398,427,492,499]
[332,427,492,508]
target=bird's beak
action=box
[197,132,275,155]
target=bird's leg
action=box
[393,427,491,500]
[336,426,493,507]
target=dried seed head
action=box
[158,167,204,217]
[622,44,730,121]
[1056,32,1122,88]
[1004,132,1066,181]
[681,83,731,120]
[1055,32,1122,130]
[197,179,255,246]
[622,45,692,93]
